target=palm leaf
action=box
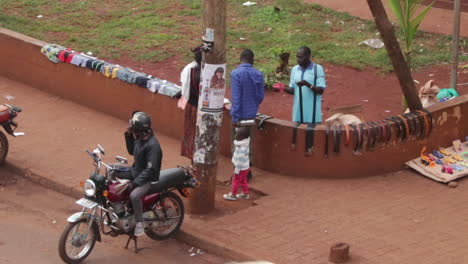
[407,2,434,49]
[388,0,405,27]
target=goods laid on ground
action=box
[406,138,468,183]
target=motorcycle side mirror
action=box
[116,156,128,164]
[97,144,105,155]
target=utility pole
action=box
[189,0,227,214]
[367,0,423,112]
[450,0,461,91]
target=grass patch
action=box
[1,0,466,76]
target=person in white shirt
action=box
[178,47,202,160]
[224,127,251,201]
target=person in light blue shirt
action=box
[285,46,326,124]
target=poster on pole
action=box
[199,63,226,113]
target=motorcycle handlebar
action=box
[86,150,98,161]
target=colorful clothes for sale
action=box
[65,52,78,63]
[111,67,120,78]
[157,81,181,98]
[41,44,66,63]
[116,67,135,83]
[70,53,93,68]
[136,76,150,88]
[147,78,163,93]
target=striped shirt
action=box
[232,137,250,174]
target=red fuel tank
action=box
[107,181,130,203]
[0,105,10,123]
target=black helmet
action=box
[130,111,152,138]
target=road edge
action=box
[3,160,256,262]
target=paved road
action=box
[0,169,228,264]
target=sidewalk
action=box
[306,0,468,37]
[3,75,468,264]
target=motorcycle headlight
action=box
[84,180,96,197]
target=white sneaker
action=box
[134,221,146,236]
[235,193,250,199]
[223,193,237,201]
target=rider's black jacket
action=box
[124,132,163,186]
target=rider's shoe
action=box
[134,221,145,236]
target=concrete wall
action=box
[1,28,467,178]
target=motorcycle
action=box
[0,103,23,165]
[58,145,198,264]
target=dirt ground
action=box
[115,54,468,122]
[103,0,468,123]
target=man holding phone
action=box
[285,46,326,124]
[285,46,326,153]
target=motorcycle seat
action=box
[148,168,186,194]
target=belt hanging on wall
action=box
[344,124,351,146]
[333,124,341,154]
[324,124,330,158]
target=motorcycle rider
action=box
[123,111,163,236]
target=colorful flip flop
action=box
[439,148,451,156]
[453,155,464,162]
[435,159,444,165]
[432,150,444,159]
[442,164,454,174]
[444,157,456,164]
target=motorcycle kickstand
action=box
[124,234,141,253]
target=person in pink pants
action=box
[224,127,250,200]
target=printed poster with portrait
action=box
[199,64,226,113]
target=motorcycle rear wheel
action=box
[0,130,8,165]
[58,219,96,264]
[145,191,184,241]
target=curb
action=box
[3,160,257,262]
[4,161,82,199]
[176,228,253,262]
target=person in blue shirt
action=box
[230,49,264,124]
[285,46,326,124]
[285,46,326,153]
[230,49,264,181]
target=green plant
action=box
[388,0,434,68]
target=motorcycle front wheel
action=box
[0,130,9,165]
[145,191,184,241]
[58,219,96,264]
